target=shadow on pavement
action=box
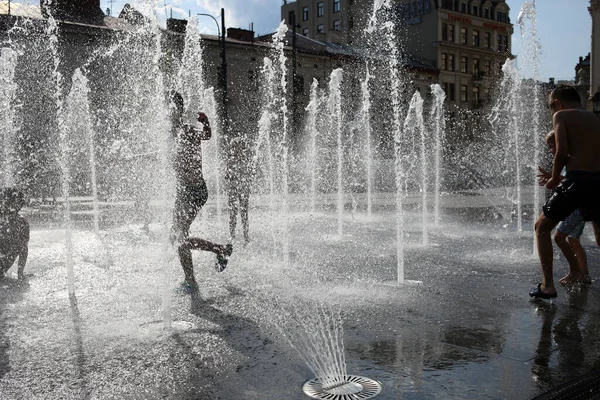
[0,277,29,380]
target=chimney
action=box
[41,0,105,24]
[227,27,254,42]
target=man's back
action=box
[560,108,600,172]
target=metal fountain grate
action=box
[302,375,382,399]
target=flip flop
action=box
[529,283,557,299]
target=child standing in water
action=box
[0,188,30,281]
[538,130,591,285]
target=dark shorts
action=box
[556,209,585,239]
[543,171,600,223]
[172,181,208,241]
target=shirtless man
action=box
[538,130,590,285]
[530,85,600,299]
[0,188,29,281]
[170,91,232,292]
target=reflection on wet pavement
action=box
[1,212,600,399]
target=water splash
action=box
[327,69,344,237]
[404,92,428,246]
[271,297,347,390]
[517,0,543,253]
[306,78,320,213]
[64,69,99,235]
[430,84,446,227]
[0,47,19,187]
[361,66,374,218]
[489,59,524,232]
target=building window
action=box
[460,27,467,44]
[333,19,341,30]
[461,2,467,13]
[472,30,479,47]
[484,8,490,18]
[317,2,324,17]
[497,34,503,51]
[317,24,324,33]
[441,53,447,70]
[302,6,309,21]
[452,0,458,11]
[303,28,309,36]
[461,56,468,73]
[448,24,454,42]
[288,11,295,25]
[461,85,468,102]
[485,60,492,76]
[497,12,508,23]
[484,32,491,48]
[473,58,480,75]
[503,35,509,52]
[449,83,456,101]
[442,23,448,40]
[473,86,480,103]
[472,5,478,16]
[448,54,455,71]
[333,0,340,13]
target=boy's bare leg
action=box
[241,195,250,244]
[554,231,583,284]
[177,245,197,288]
[229,199,238,240]
[568,236,590,283]
[535,213,560,296]
[187,237,230,255]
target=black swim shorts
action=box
[175,181,208,216]
[543,171,600,223]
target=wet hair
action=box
[550,85,581,105]
[1,187,25,212]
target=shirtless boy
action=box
[0,188,29,281]
[531,85,600,299]
[170,91,232,292]
[538,130,590,286]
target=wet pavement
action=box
[1,194,600,399]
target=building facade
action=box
[283,0,514,112]
[280,0,355,44]
[590,0,600,105]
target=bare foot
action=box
[559,273,577,285]
[559,273,592,286]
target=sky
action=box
[18,0,593,82]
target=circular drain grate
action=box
[302,375,382,399]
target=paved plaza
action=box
[1,192,599,399]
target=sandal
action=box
[529,283,557,299]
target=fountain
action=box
[327,68,344,237]
[0,1,564,399]
[430,84,446,227]
[0,47,19,187]
[306,78,320,213]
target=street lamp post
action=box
[197,9,228,137]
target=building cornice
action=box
[590,0,600,14]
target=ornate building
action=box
[589,0,600,107]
